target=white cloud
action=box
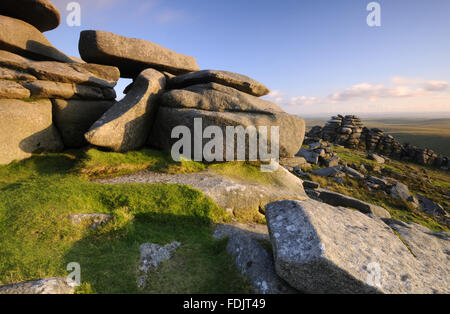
[272,77,450,115]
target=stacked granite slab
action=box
[321,115,342,142]
[0,1,120,164]
[79,31,306,158]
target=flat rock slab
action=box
[0,80,30,98]
[79,30,200,78]
[0,0,60,32]
[214,227,297,294]
[266,199,447,294]
[67,213,112,229]
[296,149,319,164]
[168,70,270,97]
[311,188,391,218]
[22,81,115,100]
[311,166,341,177]
[0,50,119,88]
[382,219,449,293]
[0,67,36,81]
[161,82,282,113]
[52,99,114,148]
[149,107,305,159]
[137,241,181,289]
[95,166,307,222]
[0,15,73,62]
[0,277,75,294]
[0,99,63,165]
[343,166,365,180]
[85,68,166,152]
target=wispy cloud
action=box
[266,77,450,114]
[155,9,186,24]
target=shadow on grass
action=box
[62,212,250,294]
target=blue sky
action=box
[47,0,450,115]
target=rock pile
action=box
[296,141,340,167]
[0,0,306,164]
[0,3,121,164]
[307,114,449,169]
[79,33,305,158]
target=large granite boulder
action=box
[79,30,199,78]
[265,199,449,294]
[0,99,63,164]
[149,84,304,160]
[167,70,270,97]
[0,0,60,32]
[0,50,119,88]
[52,99,115,148]
[0,15,73,62]
[85,68,166,152]
[389,182,411,202]
[149,107,305,160]
[214,228,297,294]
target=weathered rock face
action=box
[137,241,181,289]
[0,99,63,164]
[0,0,60,32]
[0,80,30,98]
[389,182,411,202]
[0,50,119,162]
[266,199,448,294]
[22,80,116,100]
[95,166,308,222]
[0,15,73,62]
[156,83,295,160]
[161,83,282,114]
[149,107,305,160]
[85,68,166,152]
[79,30,200,78]
[168,70,270,97]
[214,227,297,294]
[52,99,115,148]
[382,219,449,293]
[0,277,75,294]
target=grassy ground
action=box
[306,145,450,232]
[0,149,253,293]
[1,146,448,293]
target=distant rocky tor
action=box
[307,114,449,170]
